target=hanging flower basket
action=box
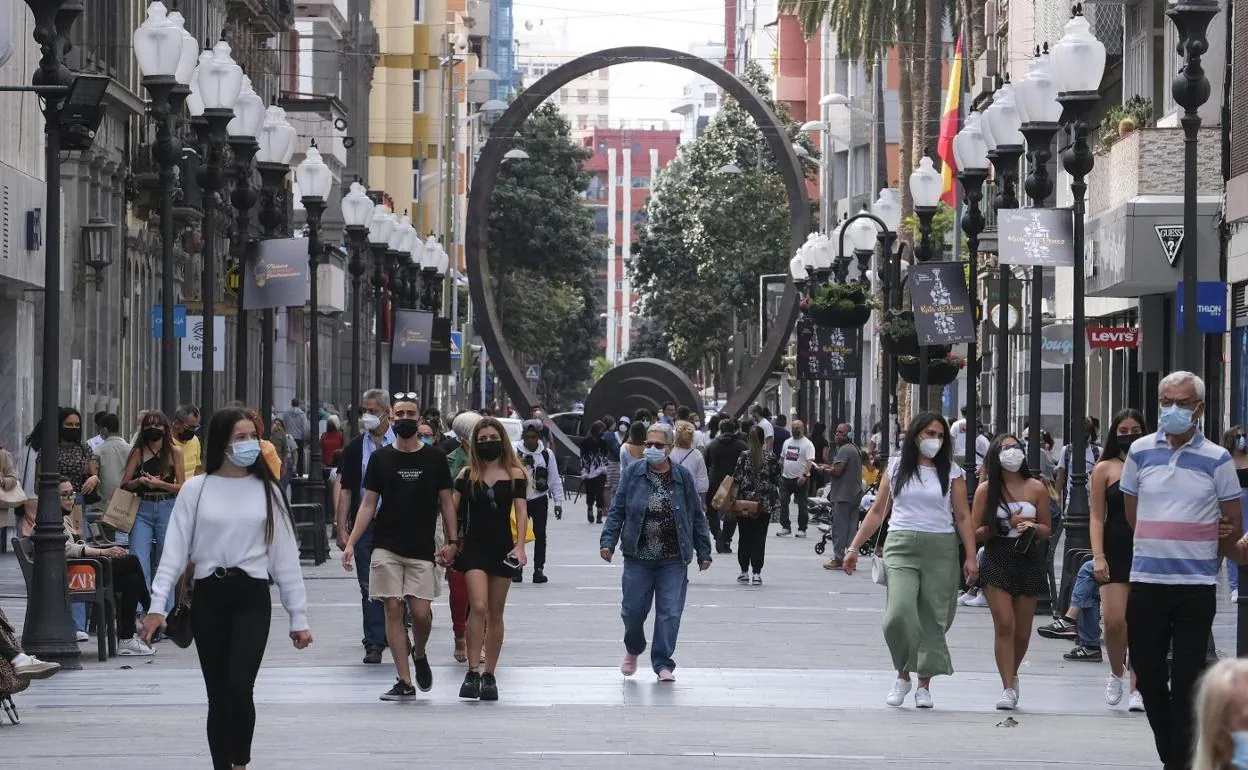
[803,282,874,328]
[897,352,966,386]
[878,310,951,358]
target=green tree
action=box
[486,101,601,409]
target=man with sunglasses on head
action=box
[336,389,396,665]
[342,393,457,701]
[514,419,564,584]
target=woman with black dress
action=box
[1091,409,1146,707]
[581,421,611,524]
[452,416,529,701]
[973,434,1052,711]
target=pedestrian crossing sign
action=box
[526,364,541,380]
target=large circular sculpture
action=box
[581,359,704,429]
[465,47,811,452]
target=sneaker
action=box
[532,569,548,584]
[965,592,989,608]
[459,670,481,699]
[957,591,970,606]
[12,655,59,680]
[822,559,843,570]
[412,654,433,692]
[751,573,763,586]
[1128,690,1145,712]
[363,644,384,665]
[1037,617,1078,640]
[1063,645,1103,662]
[620,653,638,676]
[380,678,416,701]
[1232,589,1239,604]
[1105,675,1124,706]
[737,572,750,584]
[657,669,676,682]
[885,678,912,707]
[74,631,89,643]
[914,687,934,709]
[479,672,499,701]
[996,688,1019,710]
[776,528,792,537]
[795,530,807,538]
[117,637,154,656]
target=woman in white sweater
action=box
[669,421,709,498]
[142,407,311,770]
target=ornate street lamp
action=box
[295,142,334,494]
[367,207,398,388]
[341,183,375,435]
[388,215,417,392]
[909,154,943,409]
[255,104,296,423]
[954,109,992,507]
[1051,3,1107,602]
[81,216,115,285]
[133,1,196,417]
[227,74,264,402]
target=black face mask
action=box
[177,428,196,442]
[392,419,419,439]
[142,427,165,444]
[476,440,503,461]
[61,427,81,443]
[1119,433,1143,454]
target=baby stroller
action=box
[0,607,26,724]
[813,481,884,557]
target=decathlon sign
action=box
[1175,281,1228,334]
[1087,326,1140,349]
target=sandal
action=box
[453,637,467,663]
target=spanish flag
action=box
[936,36,964,207]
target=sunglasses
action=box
[392,391,419,402]
[59,491,75,500]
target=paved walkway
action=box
[1,503,1240,768]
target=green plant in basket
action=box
[877,309,916,342]
[809,281,874,313]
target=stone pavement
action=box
[0,502,1240,769]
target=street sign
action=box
[525,364,541,381]
[450,331,462,361]
[1175,281,1227,334]
[225,264,241,299]
[150,304,187,339]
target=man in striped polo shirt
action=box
[1122,371,1243,770]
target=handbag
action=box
[101,488,140,533]
[164,479,206,649]
[711,474,738,514]
[0,484,24,508]
[509,503,535,544]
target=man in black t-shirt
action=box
[343,397,457,701]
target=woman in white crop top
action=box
[971,434,1052,711]
[842,412,977,710]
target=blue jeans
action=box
[129,498,175,612]
[1225,558,1240,594]
[354,522,386,648]
[620,558,689,674]
[1070,560,1102,648]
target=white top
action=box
[780,437,816,479]
[87,434,105,453]
[150,474,309,632]
[669,447,709,495]
[996,500,1036,538]
[757,418,775,442]
[948,419,966,456]
[886,456,964,534]
[514,440,565,503]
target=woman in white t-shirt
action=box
[842,412,978,710]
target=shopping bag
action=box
[100,488,139,533]
[509,504,535,543]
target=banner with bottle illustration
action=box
[243,238,311,310]
[909,261,976,345]
[795,317,860,379]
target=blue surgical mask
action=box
[227,439,261,468]
[1158,404,1195,435]
[643,447,666,466]
[1232,731,1248,770]
[420,436,434,447]
[1235,435,1246,453]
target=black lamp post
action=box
[226,78,264,402]
[254,105,296,426]
[839,210,893,443]
[367,210,397,389]
[342,182,376,437]
[385,215,417,394]
[296,142,334,497]
[1051,4,1108,603]
[909,153,944,410]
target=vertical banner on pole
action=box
[392,309,433,366]
[418,317,453,375]
[796,317,860,379]
[910,262,977,345]
[243,238,310,310]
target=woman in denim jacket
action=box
[600,422,713,682]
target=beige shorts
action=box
[368,548,441,601]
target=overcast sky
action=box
[512,0,724,125]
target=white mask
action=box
[998,447,1025,472]
[918,438,942,459]
[362,414,382,432]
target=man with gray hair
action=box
[1122,370,1243,769]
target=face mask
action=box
[392,419,419,439]
[420,436,434,447]
[1157,404,1195,435]
[792,430,804,439]
[61,427,82,443]
[362,414,382,432]
[177,428,196,442]
[141,427,165,443]
[918,438,942,459]
[227,439,261,468]
[1230,731,1248,770]
[1119,433,1143,454]
[476,440,503,462]
[1236,435,1247,453]
[998,447,1025,472]
[644,446,667,466]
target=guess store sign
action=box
[1087,326,1140,349]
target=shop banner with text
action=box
[244,238,310,310]
[1087,326,1140,349]
[998,208,1075,267]
[391,309,433,366]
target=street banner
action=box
[998,209,1075,267]
[243,238,310,310]
[180,315,225,372]
[418,317,452,375]
[796,317,859,380]
[1175,281,1228,334]
[392,309,433,366]
[1087,326,1140,349]
[909,262,976,345]
[1041,323,1074,365]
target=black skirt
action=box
[980,536,1048,597]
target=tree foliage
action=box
[486,101,601,409]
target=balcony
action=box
[293,0,348,38]
[1087,126,1220,220]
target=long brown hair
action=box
[204,408,292,545]
[467,416,526,491]
[747,425,765,471]
[126,410,175,478]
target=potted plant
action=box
[878,310,951,358]
[803,281,873,328]
[896,351,966,386]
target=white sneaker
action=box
[74,631,89,642]
[775,528,792,537]
[915,687,934,709]
[737,572,750,584]
[885,678,912,706]
[956,591,970,606]
[966,592,989,608]
[12,655,59,680]
[1232,589,1239,604]
[1105,675,1124,706]
[1128,690,1145,712]
[996,688,1018,710]
[117,637,154,656]
[794,530,807,538]
[751,573,763,586]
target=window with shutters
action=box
[1231,0,1248,177]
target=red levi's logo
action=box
[1086,327,1140,349]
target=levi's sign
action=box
[1087,326,1139,349]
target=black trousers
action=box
[111,555,149,639]
[529,495,550,570]
[736,515,768,574]
[192,573,272,770]
[779,477,809,532]
[704,492,723,541]
[584,475,607,520]
[1127,582,1216,770]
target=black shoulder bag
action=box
[163,478,207,649]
